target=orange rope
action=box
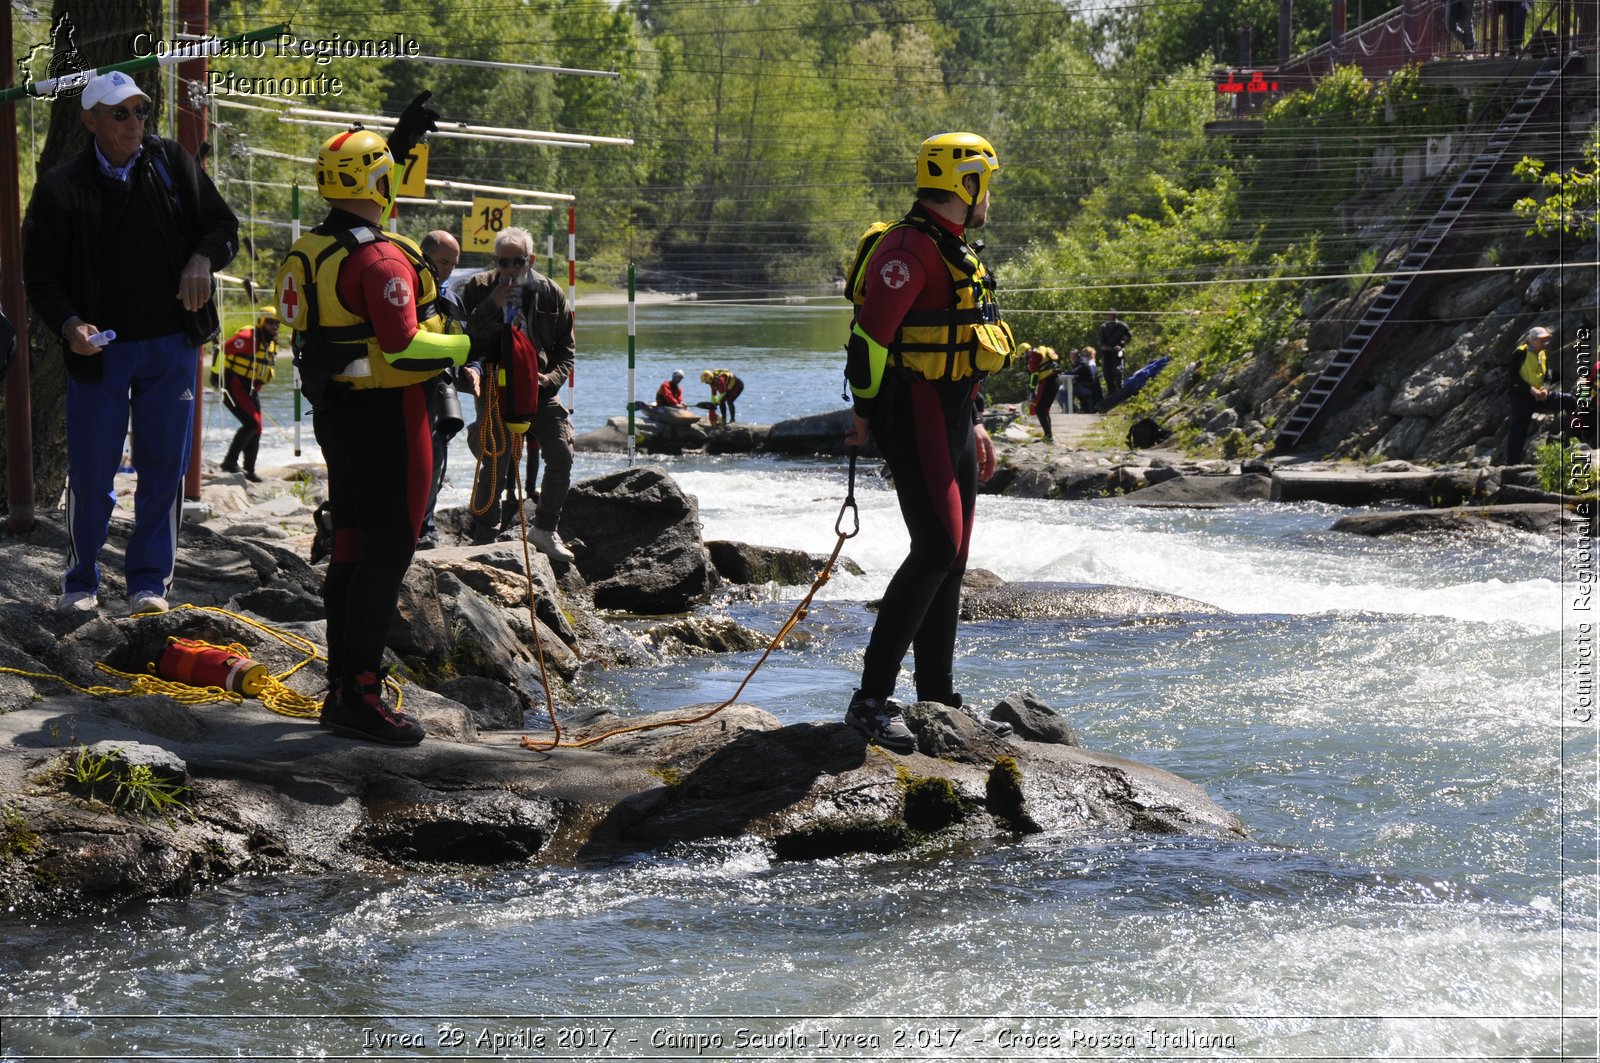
[521,460,861,751]
[469,371,512,523]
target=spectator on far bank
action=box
[1503,325,1576,464]
[1071,347,1103,413]
[1097,310,1131,396]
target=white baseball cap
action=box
[81,71,149,112]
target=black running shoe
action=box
[845,691,916,754]
[320,671,424,746]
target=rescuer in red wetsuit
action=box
[840,132,1016,752]
[275,123,469,745]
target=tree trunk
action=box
[3,0,162,513]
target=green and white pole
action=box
[627,262,636,468]
[0,23,290,103]
[290,183,302,456]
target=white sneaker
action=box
[528,526,575,564]
[128,591,170,616]
[55,590,99,614]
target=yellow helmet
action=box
[916,132,999,206]
[700,370,715,384]
[256,305,280,330]
[314,129,393,209]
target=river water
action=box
[3,302,1595,1061]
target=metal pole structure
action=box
[0,23,289,104]
[626,263,636,468]
[178,0,208,503]
[1279,0,1293,65]
[290,183,302,455]
[1332,0,1347,54]
[567,204,576,413]
[2,4,35,532]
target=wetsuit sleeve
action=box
[353,244,421,353]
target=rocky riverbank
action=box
[0,440,1586,918]
[586,405,1593,526]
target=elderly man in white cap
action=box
[1504,324,1577,464]
[23,71,238,617]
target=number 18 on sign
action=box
[466,197,512,253]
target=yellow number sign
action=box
[464,197,512,253]
[397,144,429,198]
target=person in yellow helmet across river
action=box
[699,367,744,424]
[274,95,471,746]
[217,305,280,482]
[1024,344,1061,442]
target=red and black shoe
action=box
[319,670,425,746]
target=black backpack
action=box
[1127,417,1171,449]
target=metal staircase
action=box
[1274,52,1580,451]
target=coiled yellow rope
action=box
[0,604,340,719]
[469,370,513,523]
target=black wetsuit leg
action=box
[313,383,433,687]
[222,373,262,470]
[859,374,977,703]
[1034,375,1060,440]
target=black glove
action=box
[387,91,439,164]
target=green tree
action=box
[1514,132,1600,239]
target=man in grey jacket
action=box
[458,226,576,563]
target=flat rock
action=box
[961,582,1225,621]
[1117,472,1272,505]
[0,686,1245,916]
[1331,503,1588,537]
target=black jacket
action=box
[459,267,575,395]
[23,134,238,378]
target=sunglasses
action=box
[496,256,528,270]
[100,104,151,123]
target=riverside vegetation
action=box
[7,1,1594,511]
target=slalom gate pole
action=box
[627,262,636,468]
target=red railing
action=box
[1214,1,1596,115]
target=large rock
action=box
[1118,472,1272,505]
[1271,467,1501,506]
[1331,503,1587,537]
[765,408,858,456]
[1426,272,1513,320]
[559,466,717,613]
[706,540,863,584]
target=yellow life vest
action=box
[1027,346,1059,388]
[274,225,451,393]
[847,206,1014,383]
[1515,343,1546,390]
[222,327,276,386]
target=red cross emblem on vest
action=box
[281,275,301,325]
